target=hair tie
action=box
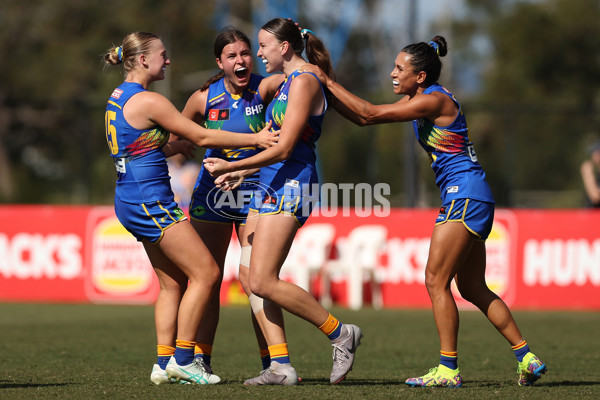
[428,41,440,56]
[300,28,315,39]
[115,46,123,61]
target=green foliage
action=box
[2,0,599,207]
[0,303,598,399]
[0,0,222,204]
[453,0,600,205]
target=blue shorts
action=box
[189,185,256,225]
[435,198,494,240]
[188,167,262,224]
[250,179,318,227]
[114,198,186,243]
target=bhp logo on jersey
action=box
[245,104,264,116]
[208,109,230,121]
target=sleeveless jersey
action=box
[105,81,172,203]
[189,74,268,222]
[259,70,327,191]
[412,83,494,203]
[202,73,265,163]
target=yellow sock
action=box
[268,343,291,365]
[318,313,342,340]
[174,339,195,365]
[194,342,212,365]
[157,345,174,369]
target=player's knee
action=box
[248,275,271,299]
[424,269,441,291]
[247,278,264,298]
[194,263,221,292]
[160,281,186,297]
[424,270,454,298]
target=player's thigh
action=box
[249,213,298,281]
[426,221,475,286]
[159,220,219,280]
[191,219,233,271]
[454,240,488,292]
[239,209,259,246]
[143,240,188,290]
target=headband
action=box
[428,41,439,56]
[115,46,123,61]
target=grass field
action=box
[0,303,598,399]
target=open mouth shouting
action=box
[235,66,249,80]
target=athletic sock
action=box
[260,348,271,370]
[318,313,343,340]
[157,345,175,370]
[194,342,212,367]
[512,339,530,362]
[440,350,458,370]
[174,339,195,366]
[268,343,291,365]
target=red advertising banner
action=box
[0,206,89,302]
[509,210,600,309]
[1,205,599,309]
[0,205,158,304]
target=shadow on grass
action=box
[0,381,72,389]
[541,381,600,387]
[463,380,600,388]
[293,378,402,386]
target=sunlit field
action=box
[1,303,598,399]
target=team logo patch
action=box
[208,108,230,121]
[111,88,123,99]
[446,185,459,193]
[439,206,447,214]
[191,205,206,217]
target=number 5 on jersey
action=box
[105,110,118,155]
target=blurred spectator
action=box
[168,154,200,210]
[580,140,600,207]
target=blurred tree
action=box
[451,0,600,206]
[2,0,598,208]
[0,0,223,204]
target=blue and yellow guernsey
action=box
[105,81,173,203]
[189,73,268,222]
[413,83,495,203]
[202,73,266,164]
[259,70,326,192]
[193,73,266,189]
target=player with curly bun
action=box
[302,35,546,387]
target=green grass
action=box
[0,303,598,399]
